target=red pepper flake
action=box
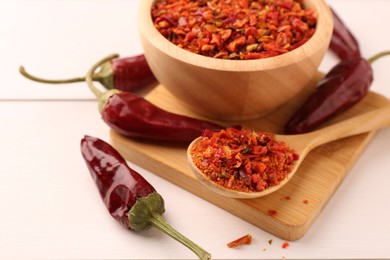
[152,0,317,60]
[282,241,290,249]
[303,199,309,204]
[227,234,252,248]
[189,128,299,193]
[268,209,278,218]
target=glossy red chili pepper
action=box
[81,135,155,228]
[329,8,361,60]
[284,58,371,134]
[284,51,390,134]
[101,91,224,141]
[19,54,157,92]
[88,54,225,143]
[80,135,211,260]
[111,55,157,91]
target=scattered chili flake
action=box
[190,128,299,193]
[227,234,252,248]
[152,0,317,60]
[282,241,290,249]
[303,199,309,204]
[268,209,278,218]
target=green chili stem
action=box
[129,192,211,260]
[367,51,390,64]
[19,66,86,84]
[150,213,211,260]
[20,59,115,90]
[85,53,119,99]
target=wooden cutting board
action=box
[109,73,388,241]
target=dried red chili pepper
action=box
[227,234,252,248]
[329,8,361,60]
[87,54,225,142]
[19,54,157,92]
[80,135,211,260]
[284,51,390,134]
[152,0,317,60]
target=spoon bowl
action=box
[187,102,390,199]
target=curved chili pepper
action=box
[284,51,390,134]
[87,54,225,142]
[329,8,361,60]
[80,135,211,260]
[19,54,157,92]
[111,55,157,91]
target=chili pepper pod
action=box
[284,58,372,134]
[284,51,390,134]
[87,54,225,143]
[109,54,157,91]
[329,8,361,60]
[19,54,157,92]
[80,135,211,260]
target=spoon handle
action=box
[309,102,390,147]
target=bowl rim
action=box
[138,0,334,72]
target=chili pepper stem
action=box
[149,213,211,260]
[19,63,114,89]
[19,66,86,84]
[129,192,211,260]
[367,51,390,64]
[86,54,121,112]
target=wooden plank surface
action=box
[109,74,388,241]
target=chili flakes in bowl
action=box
[152,0,317,60]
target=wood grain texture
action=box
[109,74,388,241]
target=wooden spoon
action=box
[187,102,390,199]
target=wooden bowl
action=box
[138,0,334,121]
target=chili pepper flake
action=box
[303,199,309,204]
[227,234,252,248]
[282,241,290,249]
[268,209,278,218]
[152,0,317,60]
[190,128,299,193]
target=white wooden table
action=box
[1,0,390,259]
